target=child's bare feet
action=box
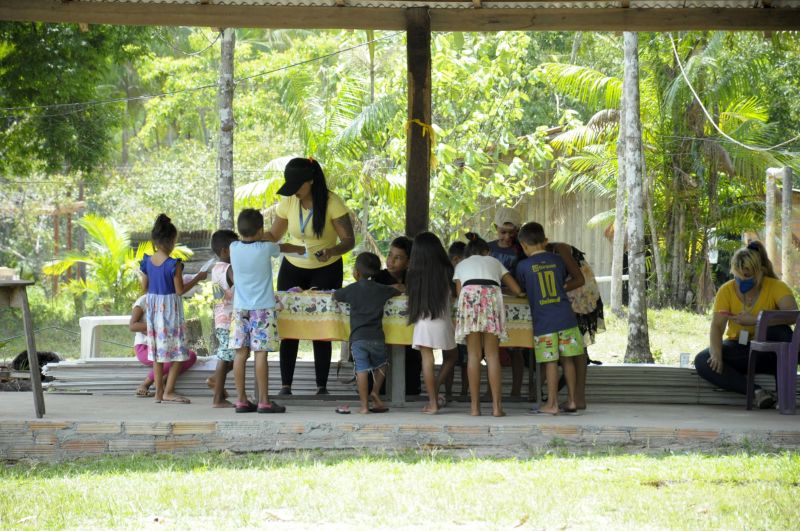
[369,392,385,411]
[358,407,370,414]
[492,409,506,417]
[421,403,439,415]
[470,407,481,416]
[212,400,235,408]
[161,393,191,404]
[136,383,152,398]
[207,377,229,399]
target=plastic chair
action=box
[746,310,800,414]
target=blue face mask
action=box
[736,277,755,294]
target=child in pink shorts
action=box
[130,294,196,397]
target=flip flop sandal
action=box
[436,396,447,408]
[235,401,257,413]
[335,405,351,414]
[527,408,557,416]
[368,406,389,413]
[161,396,191,404]
[258,401,286,413]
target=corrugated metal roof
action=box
[28,0,800,7]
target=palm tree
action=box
[536,32,797,311]
[43,215,191,313]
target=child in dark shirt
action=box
[372,236,422,396]
[516,222,585,415]
[334,252,400,414]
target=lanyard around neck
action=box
[299,204,314,236]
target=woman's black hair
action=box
[406,232,453,324]
[285,157,329,238]
[151,213,177,248]
[464,232,490,258]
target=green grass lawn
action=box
[1,452,798,529]
[590,308,711,366]
[1,306,712,365]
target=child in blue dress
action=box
[139,214,206,404]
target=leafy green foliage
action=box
[42,214,191,313]
[0,23,153,174]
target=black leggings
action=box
[277,258,344,388]
[694,324,790,395]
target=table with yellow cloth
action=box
[276,291,534,405]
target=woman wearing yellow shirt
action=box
[694,242,797,408]
[265,158,355,395]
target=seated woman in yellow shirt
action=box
[694,241,797,408]
[264,158,355,395]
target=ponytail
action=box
[151,213,177,248]
[464,232,490,258]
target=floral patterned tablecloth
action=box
[275,291,533,347]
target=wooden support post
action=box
[0,281,45,418]
[766,167,779,261]
[405,7,431,237]
[782,167,793,284]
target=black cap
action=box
[277,158,316,196]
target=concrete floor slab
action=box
[2,392,799,462]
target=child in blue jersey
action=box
[229,208,304,414]
[516,222,585,415]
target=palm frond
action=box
[535,63,622,111]
[42,255,98,276]
[587,209,616,228]
[719,96,768,129]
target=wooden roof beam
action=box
[2,2,800,31]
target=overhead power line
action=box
[0,31,402,118]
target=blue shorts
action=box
[351,340,388,373]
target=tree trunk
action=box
[405,8,432,237]
[360,30,377,245]
[199,107,210,147]
[645,169,665,306]
[622,32,652,363]
[782,166,793,284]
[570,32,583,63]
[217,28,236,230]
[766,167,779,262]
[610,78,627,316]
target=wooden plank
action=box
[19,288,46,418]
[405,7,432,237]
[3,2,800,32]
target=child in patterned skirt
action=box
[139,213,207,404]
[454,233,523,417]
